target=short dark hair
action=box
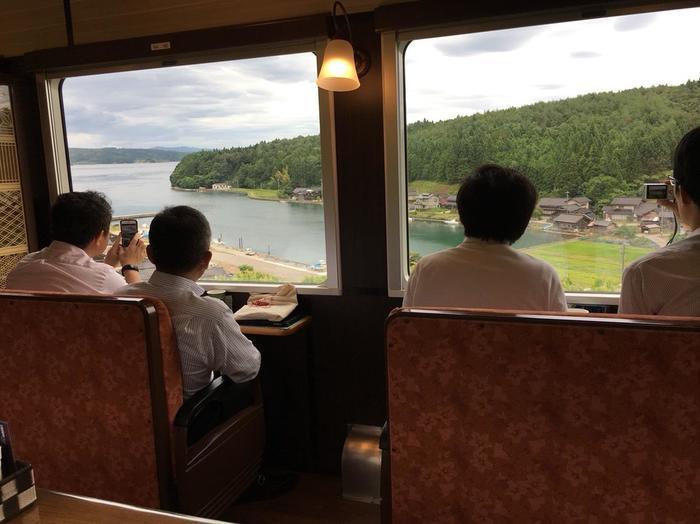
[50,191,112,248]
[149,206,211,274]
[673,126,700,207]
[457,164,537,244]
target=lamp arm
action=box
[332,1,353,45]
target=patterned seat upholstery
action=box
[0,290,264,516]
[385,308,700,523]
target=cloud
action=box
[62,52,320,149]
[536,84,564,90]
[435,26,541,57]
[570,51,601,59]
[614,13,658,31]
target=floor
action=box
[222,474,380,524]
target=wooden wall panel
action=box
[70,0,405,45]
[0,0,66,58]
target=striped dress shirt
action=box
[117,271,260,398]
[620,228,700,316]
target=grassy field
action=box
[229,188,279,200]
[410,208,458,220]
[521,238,653,292]
[408,180,460,195]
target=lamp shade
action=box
[317,39,360,92]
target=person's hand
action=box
[119,233,146,266]
[658,181,679,215]
[104,234,121,267]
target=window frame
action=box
[37,39,343,295]
[381,2,692,305]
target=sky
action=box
[405,7,700,123]
[63,53,320,149]
[62,7,700,149]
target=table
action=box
[239,315,311,336]
[240,316,315,471]
[12,489,231,524]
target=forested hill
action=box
[170,135,321,190]
[69,147,189,164]
[170,80,700,197]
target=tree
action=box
[272,166,292,197]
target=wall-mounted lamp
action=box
[316,1,370,92]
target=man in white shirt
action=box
[5,191,145,293]
[403,164,567,311]
[118,205,260,398]
[620,126,700,316]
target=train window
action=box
[53,49,341,293]
[383,7,700,298]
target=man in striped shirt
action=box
[620,126,700,316]
[118,206,260,398]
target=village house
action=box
[590,219,615,231]
[610,197,643,210]
[538,196,590,218]
[442,195,457,209]
[634,201,659,221]
[538,197,569,216]
[414,193,439,209]
[553,214,593,231]
[292,187,322,200]
[211,182,231,191]
[569,196,591,209]
[641,223,661,234]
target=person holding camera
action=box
[5,191,145,293]
[403,163,567,311]
[619,126,700,316]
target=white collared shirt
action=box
[403,238,567,311]
[117,271,261,398]
[5,240,127,294]
[619,228,700,316]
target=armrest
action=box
[175,376,257,445]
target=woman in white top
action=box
[403,164,567,311]
[620,126,700,316]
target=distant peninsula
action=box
[69,147,200,165]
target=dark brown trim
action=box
[374,0,700,33]
[19,14,328,73]
[63,0,74,47]
[387,307,700,332]
[137,301,178,511]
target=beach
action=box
[209,244,324,282]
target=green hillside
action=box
[170,79,700,201]
[69,147,188,164]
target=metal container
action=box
[341,424,382,504]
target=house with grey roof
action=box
[553,214,593,231]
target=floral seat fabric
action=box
[386,310,700,523]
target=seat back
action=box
[385,308,700,522]
[0,291,183,509]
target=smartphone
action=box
[120,219,138,247]
[644,183,674,201]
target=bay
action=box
[71,162,563,267]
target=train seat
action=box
[384,307,700,522]
[0,290,264,518]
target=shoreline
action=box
[172,186,323,205]
[209,243,324,282]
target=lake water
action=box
[71,162,562,266]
